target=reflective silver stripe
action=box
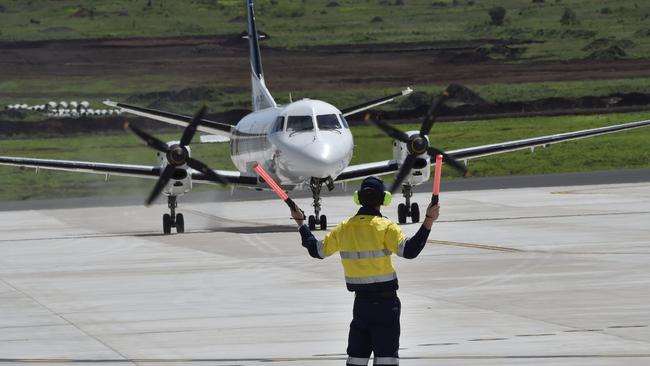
[340,249,390,259]
[316,240,326,258]
[345,272,397,284]
[374,356,399,365]
[347,356,370,365]
[396,238,408,257]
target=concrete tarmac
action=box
[1,182,649,365]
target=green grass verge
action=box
[1,111,649,201]
[2,0,650,60]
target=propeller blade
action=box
[368,117,410,143]
[126,123,170,153]
[145,164,176,206]
[180,106,207,147]
[187,157,228,185]
[419,92,448,137]
[390,153,417,194]
[427,146,467,174]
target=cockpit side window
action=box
[271,116,284,133]
[286,115,314,132]
[339,114,350,129]
[317,114,341,130]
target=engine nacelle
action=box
[156,145,193,197]
[392,131,431,186]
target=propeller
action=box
[368,88,468,193]
[125,106,227,205]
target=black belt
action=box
[355,290,397,299]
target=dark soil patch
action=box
[351,91,650,124]
[40,27,73,33]
[71,8,94,18]
[583,38,634,51]
[229,15,246,23]
[586,46,627,61]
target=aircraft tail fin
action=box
[247,0,277,111]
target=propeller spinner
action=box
[369,88,468,193]
[125,106,227,205]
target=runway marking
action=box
[467,337,509,341]
[5,354,650,363]
[564,329,603,333]
[552,184,650,194]
[427,239,522,253]
[516,333,556,337]
[428,239,650,256]
[608,325,648,329]
[439,210,650,223]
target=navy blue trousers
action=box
[346,296,401,366]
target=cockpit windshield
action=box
[286,115,314,133]
[317,114,341,130]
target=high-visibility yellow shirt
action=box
[320,214,406,291]
[299,207,431,292]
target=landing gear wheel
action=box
[163,214,172,234]
[176,213,185,233]
[411,202,420,223]
[319,215,327,230]
[397,203,407,224]
[308,215,316,230]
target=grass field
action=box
[1,111,649,201]
[2,0,650,60]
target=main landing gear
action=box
[397,184,420,224]
[162,196,185,234]
[308,177,334,231]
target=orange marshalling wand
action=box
[253,163,298,211]
[431,154,443,205]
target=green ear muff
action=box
[383,191,392,206]
[353,191,360,205]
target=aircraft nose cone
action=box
[298,141,349,177]
[278,133,353,179]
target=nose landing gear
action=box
[308,177,334,231]
[162,196,185,234]
[397,184,420,224]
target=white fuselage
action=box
[229,98,354,186]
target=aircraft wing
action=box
[337,119,650,182]
[340,88,413,117]
[446,119,650,161]
[103,100,233,138]
[0,157,258,185]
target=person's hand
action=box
[423,204,440,230]
[290,204,306,226]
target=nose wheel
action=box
[397,184,420,224]
[308,214,327,231]
[308,177,333,230]
[162,196,185,234]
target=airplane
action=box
[2,0,650,234]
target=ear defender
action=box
[382,191,391,206]
[354,190,391,206]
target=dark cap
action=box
[358,176,385,207]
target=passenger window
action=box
[317,114,341,130]
[286,116,314,132]
[271,116,284,133]
[339,114,350,128]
